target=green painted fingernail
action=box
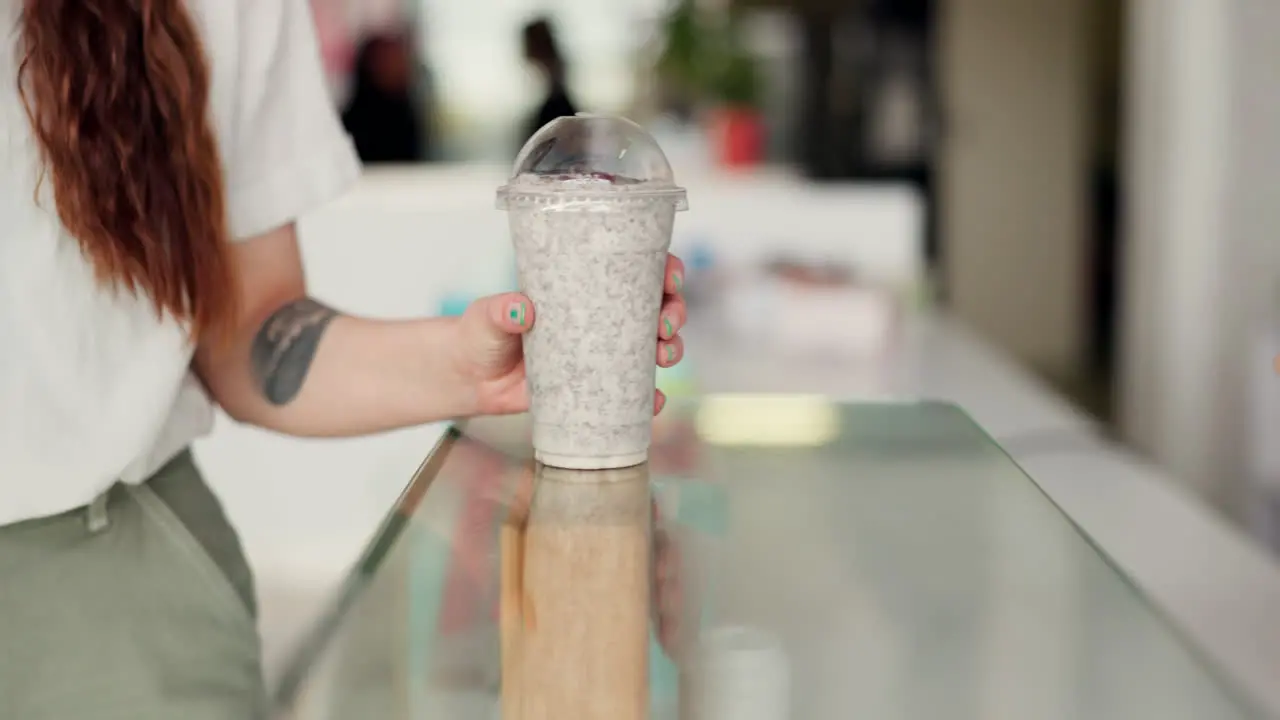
[509,302,526,326]
[673,273,683,291]
[666,345,676,363]
[663,317,674,337]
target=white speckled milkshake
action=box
[498,115,688,470]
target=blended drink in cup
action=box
[498,115,688,470]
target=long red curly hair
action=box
[18,0,236,340]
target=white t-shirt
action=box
[0,0,361,525]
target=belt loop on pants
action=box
[86,488,111,534]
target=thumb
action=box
[474,293,535,337]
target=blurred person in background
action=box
[522,16,579,142]
[0,0,686,715]
[342,30,425,164]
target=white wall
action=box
[1119,0,1279,509]
[938,0,1094,382]
[1227,3,1280,514]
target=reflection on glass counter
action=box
[275,399,1266,720]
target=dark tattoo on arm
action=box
[250,298,339,406]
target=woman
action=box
[341,31,426,164]
[0,1,686,716]
[522,17,579,142]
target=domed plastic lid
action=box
[497,114,688,211]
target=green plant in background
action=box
[656,0,703,86]
[655,0,762,113]
[707,28,762,109]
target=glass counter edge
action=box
[269,424,464,711]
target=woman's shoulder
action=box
[190,0,319,58]
[192,0,338,134]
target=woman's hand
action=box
[453,254,687,417]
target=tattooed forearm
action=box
[250,298,339,406]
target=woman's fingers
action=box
[658,294,687,340]
[485,292,535,334]
[658,255,687,375]
[657,335,684,368]
[656,254,687,418]
[664,254,686,295]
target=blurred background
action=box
[299,0,1280,538]
[201,0,1280,688]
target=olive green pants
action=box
[0,450,267,719]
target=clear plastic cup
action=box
[497,114,689,470]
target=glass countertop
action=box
[274,398,1264,719]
